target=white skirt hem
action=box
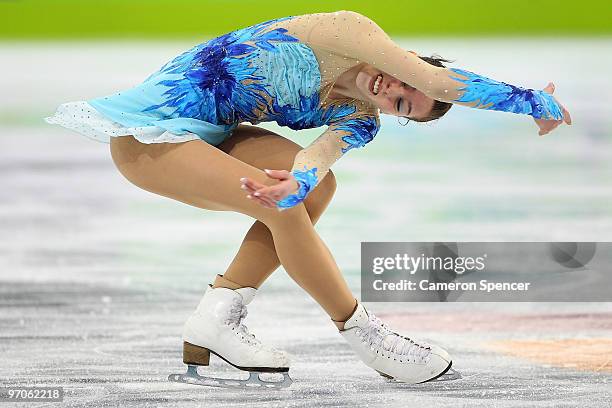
[44,101,202,144]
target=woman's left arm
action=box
[307,11,571,122]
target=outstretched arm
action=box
[241,113,380,209]
[307,11,569,122]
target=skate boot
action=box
[168,285,292,388]
[340,302,460,384]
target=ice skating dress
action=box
[45,11,564,208]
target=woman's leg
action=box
[109,134,356,322]
[213,124,337,289]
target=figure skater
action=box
[45,11,571,388]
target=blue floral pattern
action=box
[143,16,299,125]
[276,166,319,209]
[332,116,380,153]
[96,15,378,135]
[449,68,563,120]
[269,92,358,131]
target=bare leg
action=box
[214,125,337,289]
[109,134,356,322]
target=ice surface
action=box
[1,38,611,407]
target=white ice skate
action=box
[340,302,461,384]
[168,285,292,388]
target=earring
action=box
[397,116,410,126]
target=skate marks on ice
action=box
[0,280,289,406]
[279,340,612,407]
[0,280,186,406]
[1,281,612,407]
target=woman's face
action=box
[355,64,434,120]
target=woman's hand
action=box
[534,82,572,136]
[240,169,299,209]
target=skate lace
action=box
[357,314,431,363]
[225,298,264,350]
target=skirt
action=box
[44,73,238,145]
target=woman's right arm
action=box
[276,111,380,209]
[306,10,567,121]
[241,110,380,210]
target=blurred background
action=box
[1,1,611,407]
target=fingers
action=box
[253,184,272,195]
[543,82,555,94]
[245,187,277,208]
[248,195,275,208]
[264,168,290,180]
[534,82,572,135]
[539,129,552,136]
[240,180,258,196]
[544,83,573,126]
[563,107,572,125]
[251,194,277,208]
[538,120,561,136]
[241,183,255,194]
[239,171,295,209]
[240,177,265,192]
[253,187,282,203]
[554,96,572,126]
[251,184,279,207]
[240,177,277,209]
[252,185,289,208]
[539,126,552,136]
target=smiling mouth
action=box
[370,74,383,95]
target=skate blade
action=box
[168,365,292,389]
[422,367,461,382]
[376,366,462,384]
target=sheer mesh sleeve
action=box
[276,108,380,209]
[302,11,563,120]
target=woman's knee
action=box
[304,169,337,213]
[318,169,337,201]
[261,201,312,230]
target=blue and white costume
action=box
[45,11,564,208]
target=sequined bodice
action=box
[140,16,372,131]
